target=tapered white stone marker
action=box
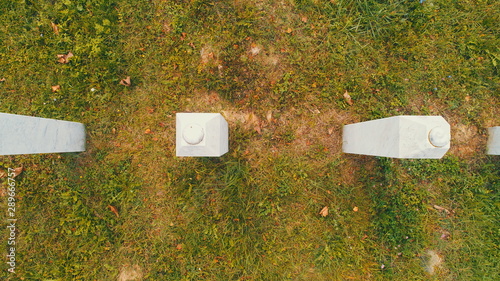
[0,113,86,155]
[176,113,228,157]
[342,116,450,159]
[486,126,500,155]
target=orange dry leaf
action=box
[51,22,60,35]
[353,206,359,212]
[0,78,5,82]
[107,205,119,217]
[51,85,61,92]
[11,167,23,178]
[144,129,152,134]
[57,52,74,63]
[207,92,220,104]
[319,206,329,217]
[343,91,354,105]
[119,76,131,86]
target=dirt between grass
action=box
[424,249,443,275]
[118,264,143,281]
[449,122,486,158]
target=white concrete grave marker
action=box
[176,113,229,157]
[486,126,500,155]
[342,116,450,159]
[0,112,86,155]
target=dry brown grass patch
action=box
[117,264,143,281]
[449,122,486,158]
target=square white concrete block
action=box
[0,112,86,155]
[486,126,500,155]
[176,113,229,157]
[342,116,450,159]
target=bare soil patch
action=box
[118,264,143,281]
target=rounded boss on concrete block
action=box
[176,113,229,157]
[342,116,451,159]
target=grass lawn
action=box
[0,0,499,280]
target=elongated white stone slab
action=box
[0,113,85,155]
[486,126,500,155]
[176,113,228,157]
[342,116,450,159]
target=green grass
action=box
[0,0,499,280]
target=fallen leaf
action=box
[343,91,353,105]
[285,27,293,34]
[309,107,321,114]
[208,92,220,103]
[144,129,152,134]
[0,170,6,178]
[433,204,451,214]
[249,43,261,56]
[107,205,119,217]
[51,22,59,35]
[245,112,262,134]
[266,110,273,123]
[51,85,61,92]
[119,76,131,86]
[0,78,5,82]
[328,127,334,135]
[353,206,359,212]
[57,52,74,63]
[464,95,471,102]
[301,16,308,23]
[11,167,23,178]
[439,229,451,240]
[433,204,446,211]
[319,206,329,217]
[176,244,183,250]
[200,47,215,64]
